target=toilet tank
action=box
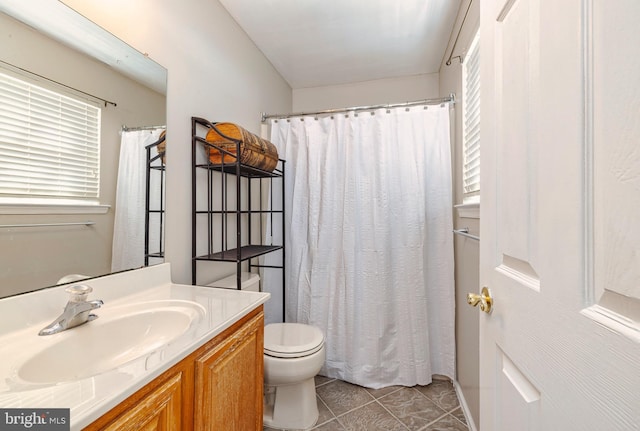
[207,272,260,291]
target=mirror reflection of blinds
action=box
[0,71,100,200]
[462,31,480,199]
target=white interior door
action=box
[478,1,640,430]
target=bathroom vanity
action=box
[86,306,264,430]
[0,264,269,430]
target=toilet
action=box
[207,271,261,292]
[209,273,326,430]
[263,322,325,430]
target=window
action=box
[462,30,480,202]
[0,70,101,202]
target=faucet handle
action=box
[65,284,93,302]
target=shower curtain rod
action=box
[121,125,166,132]
[261,94,455,122]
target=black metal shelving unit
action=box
[145,133,166,266]
[191,117,285,318]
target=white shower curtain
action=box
[111,128,164,272]
[266,104,455,388]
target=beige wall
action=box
[292,73,440,112]
[60,0,293,287]
[438,0,480,428]
[0,12,165,297]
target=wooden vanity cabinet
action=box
[194,306,264,430]
[88,368,190,431]
[84,306,264,431]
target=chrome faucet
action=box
[38,285,104,336]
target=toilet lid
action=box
[264,323,324,358]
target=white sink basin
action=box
[17,300,205,384]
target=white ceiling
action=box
[219,0,462,89]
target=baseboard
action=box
[453,380,478,431]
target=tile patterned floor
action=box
[265,376,469,431]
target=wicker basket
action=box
[156,130,166,163]
[205,123,278,172]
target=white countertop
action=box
[0,263,270,430]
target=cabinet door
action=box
[195,311,264,431]
[89,371,185,431]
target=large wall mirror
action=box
[0,1,167,298]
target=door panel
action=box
[480,0,640,430]
[588,0,640,337]
[495,0,541,286]
[495,348,540,431]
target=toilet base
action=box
[263,378,318,430]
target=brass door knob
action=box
[467,287,493,313]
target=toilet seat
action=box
[264,323,324,358]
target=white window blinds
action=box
[0,71,100,200]
[462,31,480,200]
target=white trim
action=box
[453,380,478,431]
[455,202,480,219]
[0,203,110,215]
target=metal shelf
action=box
[195,209,284,215]
[145,133,165,266]
[195,160,282,178]
[191,117,286,321]
[195,245,283,262]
